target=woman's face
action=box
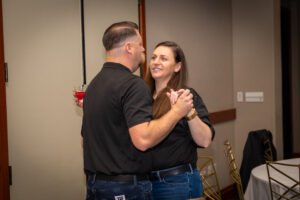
[150,46,181,82]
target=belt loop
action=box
[133,175,137,185]
[156,171,162,182]
[188,163,193,174]
[92,174,97,184]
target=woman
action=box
[145,41,215,200]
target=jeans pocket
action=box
[162,173,189,186]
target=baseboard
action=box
[221,183,236,199]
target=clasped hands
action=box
[166,89,194,118]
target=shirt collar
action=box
[103,62,131,73]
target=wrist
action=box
[186,108,194,117]
[171,107,183,118]
[185,108,198,121]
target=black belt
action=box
[87,173,149,183]
[149,163,196,181]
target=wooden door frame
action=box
[138,0,147,79]
[0,0,10,199]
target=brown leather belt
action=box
[149,163,196,181]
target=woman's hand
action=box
[166,89,185,105]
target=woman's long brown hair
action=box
[145,41,188,119]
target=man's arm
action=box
[129,89,193,151]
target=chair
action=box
[266,161,300,199]
[197,156,222,200]
[264,138,274,161]
[224,140,244,200]
[239,129,277,191]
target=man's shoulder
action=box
[122,75,149,92]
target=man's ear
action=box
[125,42,133,54]
[174,62,182,72]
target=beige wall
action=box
[146,0,282,188]
[3,0,138,199]
[232,0,283,163]
[146,0,234,111]
[83,0,140,81]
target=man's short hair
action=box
[102,21,139,51]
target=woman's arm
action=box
[186,108,212,147]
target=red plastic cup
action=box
[75,91,85,100]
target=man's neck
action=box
[106,52,133,72]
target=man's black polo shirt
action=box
[81,62,153,175]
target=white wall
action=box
[3,0,138,199]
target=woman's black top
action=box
[150,88,215,171]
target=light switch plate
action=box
[237,91,243,102]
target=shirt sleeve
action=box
[190,88,215,140]
[121,77,153,128]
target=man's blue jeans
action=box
[151,166,203,200]
[86,175,153,200]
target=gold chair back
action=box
[224,140,244,200]
[266,161,300,200]
[264,138,274,161]
[198,156,222,200]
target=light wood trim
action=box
[209,108,236,124]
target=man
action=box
[81,21,193,200]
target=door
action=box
[0,0,10,199]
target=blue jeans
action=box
[151,166,203,200]
[86,175,153,200]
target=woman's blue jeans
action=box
[151,166,203,200]
[86,175,153,200]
